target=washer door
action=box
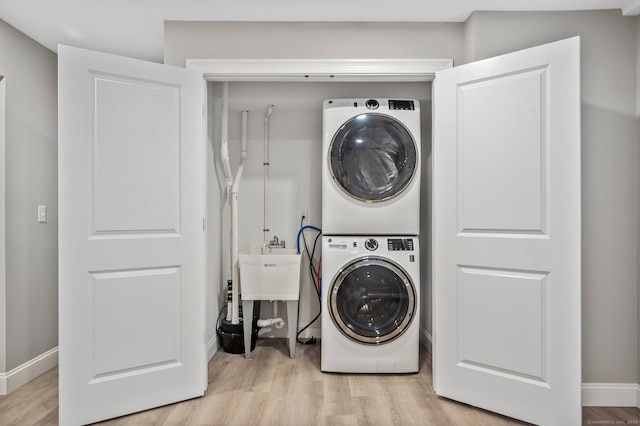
[329,113,418,203]
[329,257,416,345]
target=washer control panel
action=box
[325,236,418,254]
[388,100,415,110]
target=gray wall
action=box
[164,22,465,67]
[0,19,58,371]
[464,9,638,385]
[165,12,640,385]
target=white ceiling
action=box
[1,0,639,62]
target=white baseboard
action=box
[0,346,58,395]
[582,382,640,407]
[420,327,433,353]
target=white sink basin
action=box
[239,246,302,300]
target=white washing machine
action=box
[322,98,421,235]
[321,235,420,373]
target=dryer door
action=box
[329,113,417,202]
[329,257,416,344]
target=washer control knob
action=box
[364,238,378,251]
[365,99,379,110]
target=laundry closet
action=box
[206,80,433,342]
[58,35,581,425]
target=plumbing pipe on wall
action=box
[262,105,274,253]
[230,110,248,326]
[220,82,236,323]
[220,82,250,326]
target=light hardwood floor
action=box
[1,340,639,425]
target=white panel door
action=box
[433,37,581,425]
[58,45,206,425]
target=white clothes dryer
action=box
[321,235,420,373]
[322,98,421,235]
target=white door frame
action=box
[187,57,450,356]
[186,58,452,82]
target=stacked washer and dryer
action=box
[321,98,421,373]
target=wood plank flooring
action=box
[0,339,639,425]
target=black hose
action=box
[296,217,322,344]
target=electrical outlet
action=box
[300,208,309,222]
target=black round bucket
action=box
[217,303,259,354]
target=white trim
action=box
[186,58,453,82]
[0,347,58,395]
[190,56,452,372]
[622,0,640,15]
[581,382,640,407]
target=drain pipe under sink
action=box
[257,317,285,329]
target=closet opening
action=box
[203,78,435,347]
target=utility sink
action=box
[239,246,302,300]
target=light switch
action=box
[38,205,47,223]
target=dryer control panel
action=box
[387,238,414,251]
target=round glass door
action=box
[329,257,416,345]
[329,113,417,203]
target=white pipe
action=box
[240,110,248,157]
[274,317,285,329]
[269,302,284,329]
[230,188,238,325]
[221,83,233,184]
[220,82,234,322]
[230,110,248,325]
[232,111,248,193]
[257,318,285,329]
[263,105,274,253]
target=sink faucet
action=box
[269,235,286,248]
